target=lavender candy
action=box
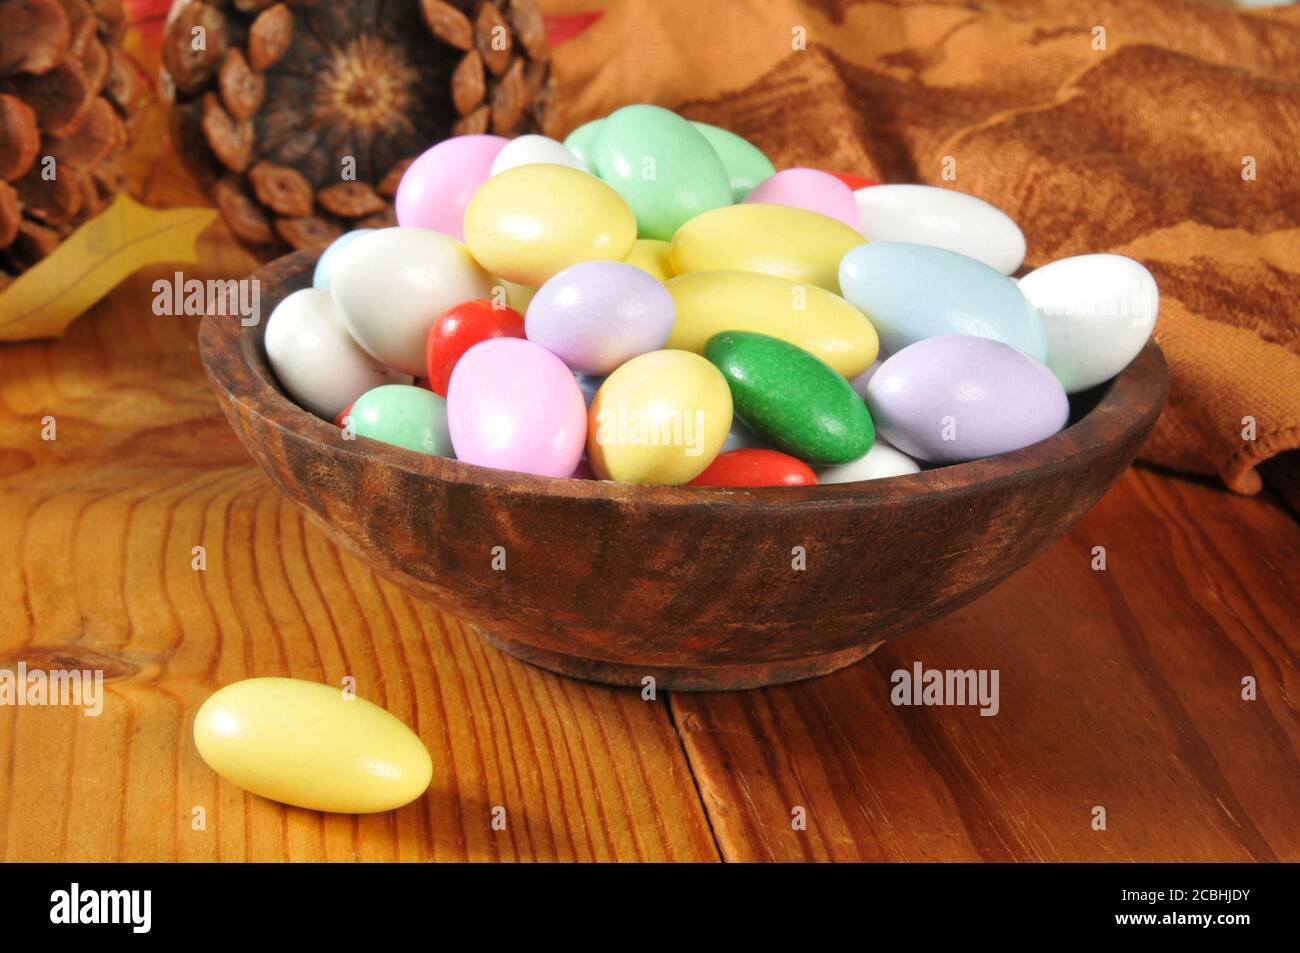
[865,335,1069,464]
[525,261,675,376]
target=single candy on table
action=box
[852,183,1026,275]
[839,242,1047,359]
[670,203,864,294]
[447,338,588,478]
[490,134,585,176]
[865,335,1069,464]
[705,331,875,465]
[623,238,675,283]
[689,448,818,487]
[462,163,637,287]
[743,168,860,230]
[394,134,507,241]
[689,121,775,201]
[817,438,920,483]
[1016,253,1158,393]
[330,227,493,376]
[193,677,433,814]
[666,270,879,378]
[312,229,372,290]
[350,384,453,457]
[590,104,733,241]
[425,299,525,397]
[526,261,675,376]
[587,349,733,485]
[264,288,409,420]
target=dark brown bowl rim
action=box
[200,249,1169,509]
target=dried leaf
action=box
[0,194,217,340]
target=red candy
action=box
[826,171,879,191]
[334,402,354,428]
[688,449,818,487]
[425,300,526,396]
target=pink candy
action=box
[446,338,588,478]
[744,167,860,230]
[395,135,508,240]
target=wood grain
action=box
[1,151,1294,861]
[0,227,718,862]
[671,464,1300,861]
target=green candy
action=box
[704,331,874,465]
[591,105,732,241]
[691,122,775,202]
[349,384,453,457]
[562,119,604,170]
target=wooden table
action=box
[2,203,1298,862]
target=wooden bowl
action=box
[200,250,1168,691]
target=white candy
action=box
[853,184,1026,275]
[330,227,493,376]
[490,135,586,177]
[264,288,409,420]
[818,439,920,483]
[1017,253,1158,393]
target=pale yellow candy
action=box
[193,677,432,814]
[666,270,879,378]
[624,239,675,283]
[670,203,865,293]
[494,276,536,313]
[464,164,637,287]
[588,350,732,485]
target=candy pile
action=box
[264,104,1159,489]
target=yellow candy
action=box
[624,239,675,283]
[588,350,732,485]
[464,165,637,287]
[193,677,432,814]
[670,203,865,293]
[666,270,879,378]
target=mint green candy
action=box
[691,122,775,201]
[704,331,874,465]
[350,385,453,457]
[562,119,604,171]
[591,105,732,241]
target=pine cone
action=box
[0,0,146,289]
[161,0,561,253]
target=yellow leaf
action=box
[0,194,218,342]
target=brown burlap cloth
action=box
[543,0,1300,494]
